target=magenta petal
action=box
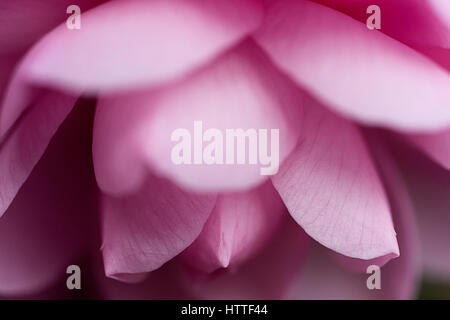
[101,175,217,282]
[93,40,303,194]
[254,0,450,131]
[0,90,77,216]
[181,181,286,273]
[0,98,97,296]
[181,217,310,299]
[271,98,399,260]
[416,46,450,73]
[0,54,21,102]
[0,0,105,54]
[408,128,450,170]
[311,0,450,49]
[426,0,450,36]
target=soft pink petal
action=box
[408,128,450,170]
[289,133,421,300]
[93,40,303,195]
[101,174,217,282]
[254,0,450,131]
[311,0,450,49]
[329,131,421,298]
[427,0,450,33]
[271,97,399,260]
[0,0,105,54]
[1,0,263,137]
[388,134,450,280]
[0,90,78,216]
[25,0,263,91]
[180,181,286,273]
[181,216,310,299]
[0,98,97,296]
[97,216,309,299]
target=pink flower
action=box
[0,0,449,299]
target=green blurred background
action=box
[419,279,450,299]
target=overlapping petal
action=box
[0,90,78,216]
[408,128,450,170]
[271,97,399,260]
[0,98,97,296]
[181,181,286,273]
[0,0,264,138]
[255,0,450,131]
[311,0,450,49]
[0,0,105,54]
[93,40,303,194]
[101,174,216,282]
[182,217,310,299]
[288,132,421,299]
[388,134,450,280]
[326,131,421,299]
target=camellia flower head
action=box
[0,0,449,299]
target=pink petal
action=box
[181,216,310,299]
[427,0,450,33]
[329,131,421,298]
[1,0,263,137]
[101,174,217,282]
[311,0,450,49]
[408,128,450,170]
[254,0,450,131]
[93,40,303,194]
[97,216,309,299]
[288,132,422,300]
[0,0,105,54]
[389,134,450,280]
[180,181,286,273]
[0,98,98,296]
[0,90,77,216]
[271,97,399,260]
[13,0,263,92]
